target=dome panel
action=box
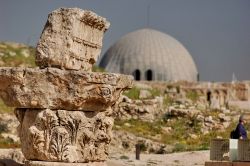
[99,28,198,81]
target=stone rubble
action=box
[0,113,20,143]
[113,95,163,122]
[110,130,173,154]
[113,86,233,138]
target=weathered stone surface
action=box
[0,149,24,166]
[0,113,20,143]
[0,67,133,111]
[25,161,107,166]
[113,98,163,122]
[0,7,133,164]
[168,107,200,118]
[110,130,173,154]
[15,108,113,162]
[36,8,110,71]
[139,89,152,99]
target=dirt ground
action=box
[108,150,209,166]
[0,149,209,166]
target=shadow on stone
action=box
[0,159,23,166]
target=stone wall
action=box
[152,81,250,110]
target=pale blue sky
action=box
[0,0,250,81]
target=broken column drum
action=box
[0,8,133,164]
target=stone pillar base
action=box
[25,161,107,166]
[16,109,113,162]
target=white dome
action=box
[99,28,198,81]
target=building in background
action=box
[99,28,198,81]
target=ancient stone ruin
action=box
[0,8,133,166]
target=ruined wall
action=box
[139,80,250,110]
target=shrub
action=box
[0,137,20,148]
[149,88,161,97]
[123,87,140,100]
[120,155,129,160]
[173,143,186,152]
[138,142,147,152]
[0,124,7,133]
[92,66,106,72]
[114,119,162,138]
[163,95,174,107]
[186,91,199,102]
[0,43,36,67]
[0,99,14,113]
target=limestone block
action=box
[36,8,110,71]
[205,161,232,166]
[15,109,113,162]
[233,162,250,166]
[0,67,133,111]
[25,161,107,166]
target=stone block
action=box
[0,67,133,111]
[233,162,250,166]
[25,161,107,166]
[16,109,113,163]
[210,139,229,161]
[238,139,250,161]
[36,8,110,71]
[205,161,232,166]
[0,7,133,164]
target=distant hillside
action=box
[0,42,36,114]
[0,42,36,67]
[0,41,106,71]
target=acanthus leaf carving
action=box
[17,109,113,162]
[49,127,70,161]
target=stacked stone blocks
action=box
[0,8,132,165]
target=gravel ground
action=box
[0,149,209,166]
[108,150,209,166]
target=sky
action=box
[0,0,250,82]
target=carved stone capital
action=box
[0,7,133,164]
[0,67,133,111]
[15,108,113,163]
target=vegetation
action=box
[186,91,199,102]
[114,119,162,137]
[0,124,7,133]
[0,123,20,148]
[123,87,162,100]
[118,83,244,152]
[0,99,14,113]
[148,88,161,97]
[0,42,34,114]
[0,42,36,67]
[0,137,20,148]
[114,111,239,152]
[163,95,174,107]
[120,155,129,160]
[92,65,106,72]
[202,108,221,117]
[0,42,34,148]
[123,87,140,100]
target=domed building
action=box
[99,28,198,81]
